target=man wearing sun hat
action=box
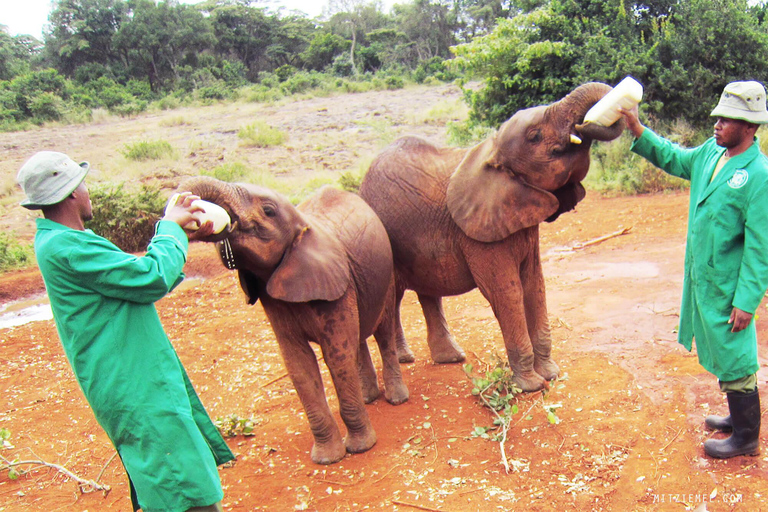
[17,151,234,511]
[620,81,768,459]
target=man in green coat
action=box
[620,81,768,458]
[17,151,235,511]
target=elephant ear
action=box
[447,137,559,243]
[237,269,266,305]
[266,223,351,303]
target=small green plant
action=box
[86,183,165,252]
[122,140,175,161]
[464,357,564,473]
[201,162,250,182]
[338,170,364,192]
[238,121,287,147]
[0,233,34,272]
[215,415,257,437]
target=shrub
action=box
[587,133,689,195]
[201,162,250,182]
[122,140,175,161]
[238,121,287,147]
[0,233,34,272]
[85,183,166,253]
[338,171,364,192]
[29,92,63,123]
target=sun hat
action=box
[17,151,90,210]
[710,81,768,124]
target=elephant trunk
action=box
[177,176,240,243]
[558,82,626,141]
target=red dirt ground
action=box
[2,190,767,512]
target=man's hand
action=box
[163,192,215,239]
[618,105,645,138]
[728,307,753,332]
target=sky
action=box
[0,0,393,40]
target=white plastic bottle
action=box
[583,76,644,127]
[165,193,231,234]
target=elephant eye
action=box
[527,129,543,144]
[262,204,276,217]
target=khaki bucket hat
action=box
[17,151,90,210]
[710,81,768,124]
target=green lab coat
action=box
[34,218,234,512]
[632,129,768,381]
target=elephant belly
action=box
[394,243,476,298]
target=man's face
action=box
[713,117,754,148]
[74,181,93,222]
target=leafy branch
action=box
[463,357,564,473]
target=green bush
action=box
[238,121,287,147]
[85,184,166,253]
[338,171,364,192]
[587,133,689,195]
[29,92,63,122]
[201,162,250,182]
[122,140,175,161]
[0,233,34,272]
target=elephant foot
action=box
[344,428,377,454]
[384,382,410,405]
[513,370,548,393]
[311,440,347,465]
[397,344,416,363]
[431,345,466,364]
[362,385,381,404]
[534,357,560,381]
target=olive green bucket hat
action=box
[710,81,768,124]
[17,151,90,210]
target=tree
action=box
[392,0,457,66]
[44,0,127,76]
[208,2,274,78]
[114,0,215,91]
[324,0,390,75]
[0,30,41,81]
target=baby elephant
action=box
[182,177,408,464]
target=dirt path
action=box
[1,86,767,511]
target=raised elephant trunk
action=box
[558,82,626,141]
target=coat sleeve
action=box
[630,128,700,181]
[67,220,189,304]
[733,173,768,313]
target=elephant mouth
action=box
[545,182,586,222]
[217,238,238,270]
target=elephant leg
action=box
[373,289,409,405]
[318,321,377,456]
[394,284,416,363]
[418,293,466,364]
[521,253,559,381]
[472,269,546,392]
[277,337,346,465]
[358,339,380,404]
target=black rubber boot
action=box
[704,389,761,459]
[705,414,732,432]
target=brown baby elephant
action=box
[182,176,408,464]
[360,82,624,392]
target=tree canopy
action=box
[2,0,768,131]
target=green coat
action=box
[34,218,234,512]
[632,129,768,381]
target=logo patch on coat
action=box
[728,169,749,189]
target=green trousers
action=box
[719,374,758,393]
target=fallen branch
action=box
[1,453,111,494]
[572,226,633,250]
